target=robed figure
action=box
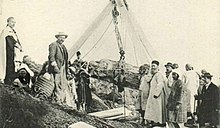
[0,17,22,84]
[144,60,166,127]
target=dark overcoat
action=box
[196,82,219,126]
[48,42,68,74]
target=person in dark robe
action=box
[75,62,92,112]
[0,17,22,84]
[195,73,219,128]
[166,71,187,128]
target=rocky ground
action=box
[0,84,144,128]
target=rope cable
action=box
[87,30,115,60]
[82,19,113,59]
[132,37,139,66]
[138,35,153,60]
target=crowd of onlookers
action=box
[137,61,219,128]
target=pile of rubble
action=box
[89,59,140,89]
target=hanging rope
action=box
[138,35,153,60]
[87,30,115,61]
[132,37,139,66]
[82,19,113,59]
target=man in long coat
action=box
[144,60,166,127]
[163,62,175,124]
[48,32,68,104]
[195,73,219,127]
[182,64,199,120]
[0,17,22,84]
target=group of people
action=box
[0,17,93,112]
[0,17,219,127]
[137,61,219,128]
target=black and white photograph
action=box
[0,0,219,128]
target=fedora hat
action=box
[203,72,213,78]
[55,32,68,39]
[164,62,173,68]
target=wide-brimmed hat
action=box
[202,72,213,78]
[164,62,173,68]
[55,32,68,39]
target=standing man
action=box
[182,64,199,123]
[0,17,22,84]
[164,62,174,95]
[195,73,219,128]
[164,62,174,122]
[138,64,151,124]
[48,32,68,104]
[144,60,166,127]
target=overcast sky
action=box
[0,0,220,83]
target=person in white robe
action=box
[0,17,22,84]
[144,60,166,127]
[138,64,152,123]
[182,64,199,121]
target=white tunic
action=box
[182,70,199,113]
[139,74,152,110]
[144,72,166,123]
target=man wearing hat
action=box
[144,60,166,127]
[165,62,173,79]
[164,62,174,95]
[48,32,68,104]
[195,73,219,128]
[164,62,174,122]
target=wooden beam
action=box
[88,107,132,119]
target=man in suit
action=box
[48,32,68,104]
[195,73,219,128]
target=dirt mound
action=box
[0,84,143,128]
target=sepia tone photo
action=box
[0,0,219,128]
